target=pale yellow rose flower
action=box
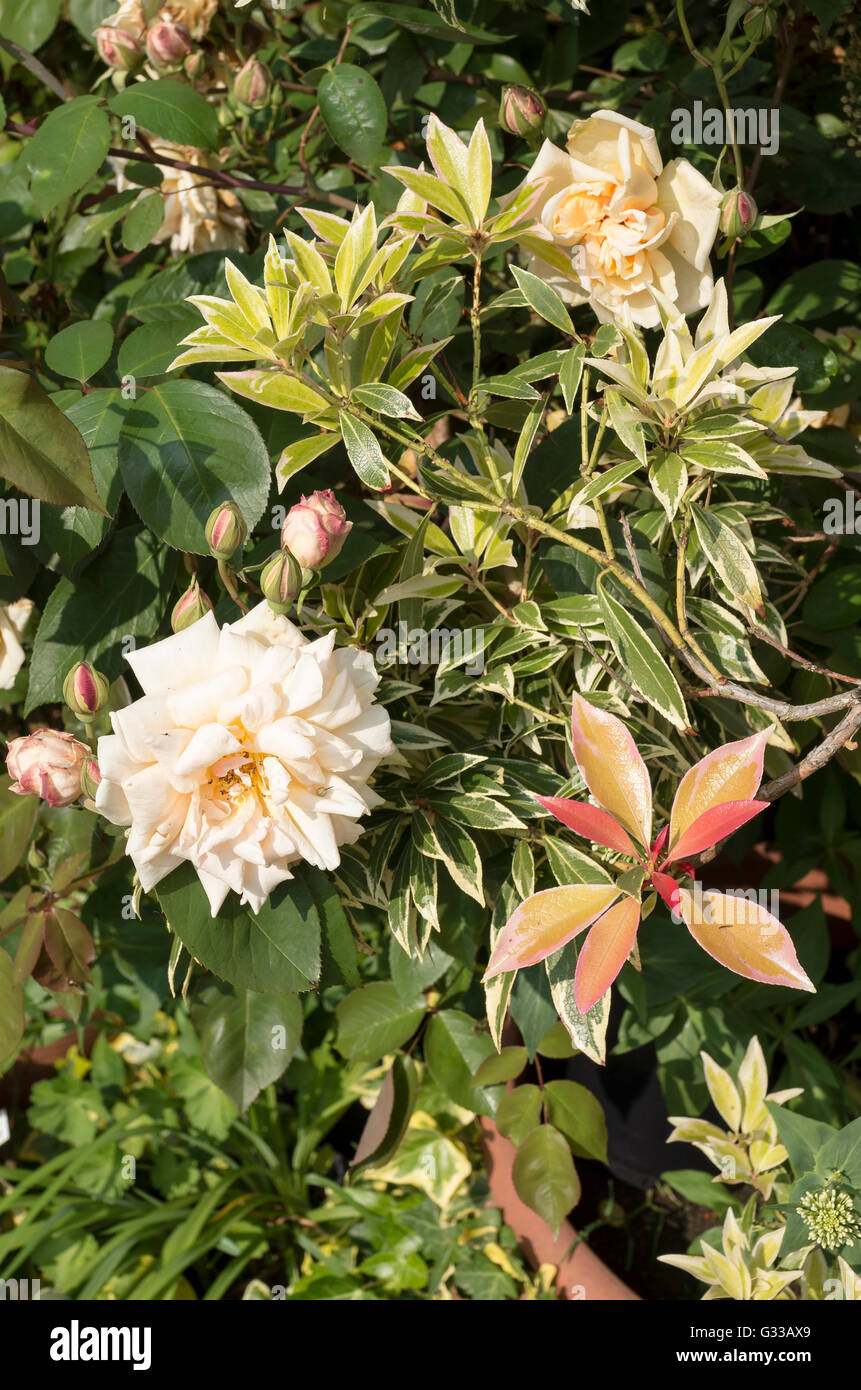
[95,603,393,915]
[0,598,33,691]
[114,142,247,256]
[514,110,722,327]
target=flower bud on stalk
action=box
[205,500,247,559]
[171,578,214,632]
[95,25,143,71]
[719,188,758,243]
[6,730,90,807]
[498,85,546,140]
[63,661,110,723]
[261,550,302,615]
[233,57,272,111]
[145,21,193,71]
[184,50,208,82]
[80,756,102,803]
[743,4,777,42]
[280,489,352,570]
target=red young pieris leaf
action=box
[663,799,769,864]
[484,883,620,979]
[536,796,640,858]
[651,825,669,862]
[651,871,681,912]
[574,896,641,1013]
[570,692,652,848]
[669,730,769,852]
[676,888,815,992]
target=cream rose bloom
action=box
[95,603,393,915]
[516,111,722,328]
[0,599,33,690]
[114,142,247,256]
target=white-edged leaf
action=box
[691,504,763,612]
[597,579,689,730]
[339,411,390,489]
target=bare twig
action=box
[748,623,861,687]
[577,626,646,705]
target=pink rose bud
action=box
[95,25,143,71]
[145,20,193,70]
[80,756,102,802]
[205,500,247,559]
[6,730,89,808]
[171,578,214,633]
[63,661,110,722]
[184,50,207,81]
[280,490,352,570]
[719,188,758,242]
[498,85,546,139]
[233,57,271,111]
[261,551,302,615]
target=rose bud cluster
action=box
[6,730,90,808]
[280,489,352,571]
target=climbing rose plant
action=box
[2,0,860,1274]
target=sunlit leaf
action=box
[485,883,620,979]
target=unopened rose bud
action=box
[261,551,302,615]
[80,756,102,802]
[6,730,89,808]
[145,20,193,71]
[171,578,214,632]
[280,489,352,570]
[719,188,758,242]
[63,661,110,722]
[95,25,143,71]
[499,85,546,139]
[233,57,271,111]
[205,500,247,559]
[743,4,776,41]
[184,50,207,81]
